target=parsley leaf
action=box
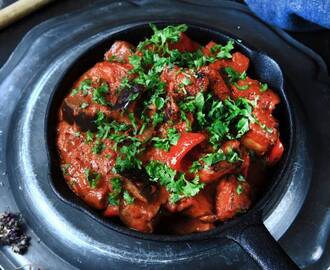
[152,112,164,127]
[92,82,109,105]
[85,130,94,143]
[223,67,247,83]
[128,112,138,135]
[145,161,204,203]
[211,40,235,59]
[114,139,144,173]
[61,164,70,176]
[154,97,165,110]
[71,79,92,96]
[201,150,227,167]
[108,177,122,206]
[236,184,244,195]
[84,168,101,189]
[152,128,180,151]
[189,160,203,173]
[123,191,135,204]
[139,24,188,53]
[92,140,105,155]
[260,83,268,92]
[80,102,89,109]
[233,82,250,90]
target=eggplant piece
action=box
[75,112,97,132]
[120,169,157,203]
[119,168,149,183]
[123,178,149,203]
[61,95,99,132]
[112,84,145,110]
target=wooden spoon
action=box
[0,0,54,30]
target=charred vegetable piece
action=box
[112,84,145,110]
[0,212,30,254]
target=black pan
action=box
[47,23,299,270]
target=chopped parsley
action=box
[80,102,89,109]
[179,92,254,146]
[138,24,188,53]
[234,83,250,90]
[92,140,105,154]
[236,184,244,195]
[145,161,204,203]
[210,40,235,59]
[189,148,242,173]
[154,97,165,110]
[223,67,249,90]
[223,67,247,82]
[107,55,124,63]
[113,138,144,173]
[189,160,203,174]
[92,82,109,105]
[201,150,227,167]
[123,191,135,205]
[61,164,70,176]
[152,112,164,127]
[71,79,92,96]
[108,177,122,206]
[128,113,138,135]
[260,82,268,92]
[152,127,180,151]
[85,131,94,143]
[84,168,101,189]
[237,174,246,182]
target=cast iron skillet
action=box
[47,23,299,270]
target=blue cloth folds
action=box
[245,0,330,31]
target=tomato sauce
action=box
[56,24,284,234]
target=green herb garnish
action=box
[108,177,122,206]
[152,128,180,151]
[92,82,109,105]
[84,168,101,188]
[71,79,92,96]
[260,83,268,92]
[123,191,135,205]
[146,160,204,203]
[92,140,105,154]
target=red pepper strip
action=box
[168,33,200,52]
[267,138,284,166]
[103,205,119,217]
[166,132,206,171]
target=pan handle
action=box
[225,213,300,270]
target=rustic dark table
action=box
[0,0,329,71]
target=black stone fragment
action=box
[0,212,30,254]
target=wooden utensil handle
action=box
[0,0,54,30]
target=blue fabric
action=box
[245,0,330,31]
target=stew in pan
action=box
[56,24,284,234]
